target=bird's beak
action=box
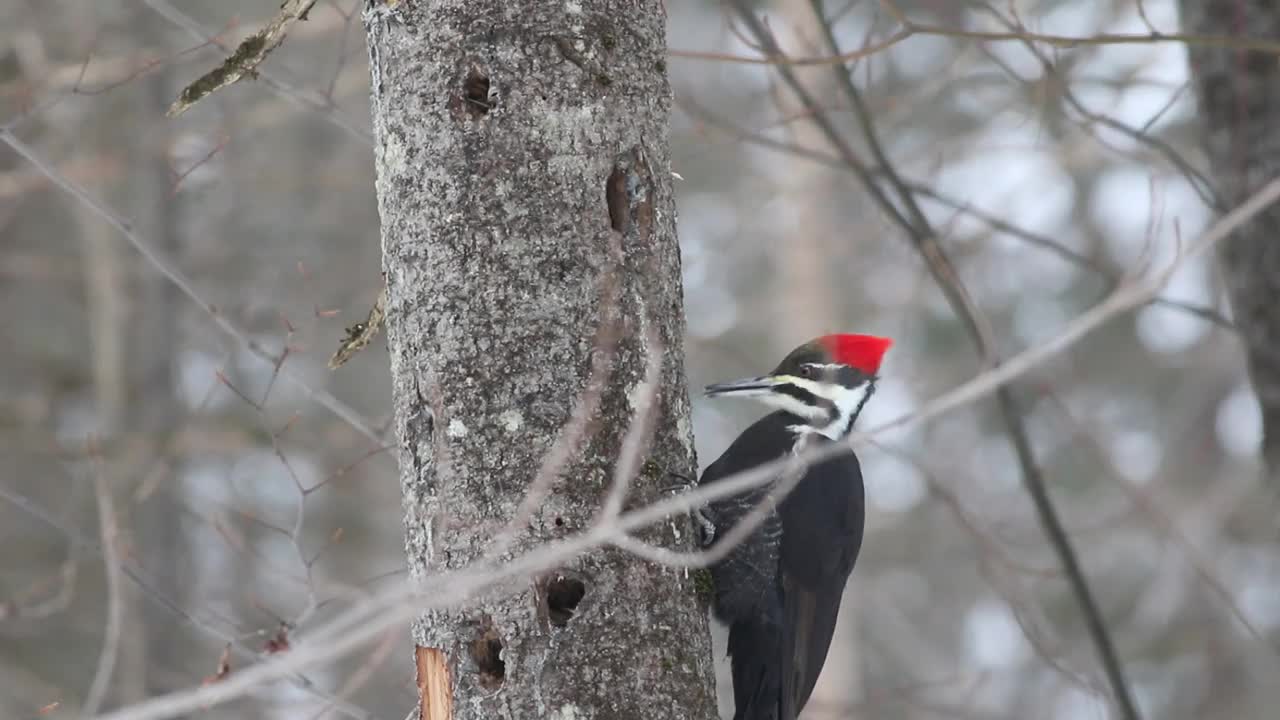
[705,375,782,398]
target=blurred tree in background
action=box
[1181,0,1280,477]
[2,1,1278,719]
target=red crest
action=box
[816,334,893,374]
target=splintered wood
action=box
[415,645,452,720]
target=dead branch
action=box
[166,0,318,117]
[328,285,387,369]
[668,6,1280,67]
[86,171,1280,720]
[486,232,626,556]
[83,446,124,716]
[731,1,1138,714]
[0,127,384,445]
[598,322,664,522]
[142,0,372,141]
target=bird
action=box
[697,333,892,720]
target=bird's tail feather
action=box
[727,616,790,720]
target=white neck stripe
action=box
[758,377,872,441]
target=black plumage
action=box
[697,333,888,720]
[700,411,865,720]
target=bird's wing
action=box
[778,450,865,716]
[779,570,845,717]
[726,613,783,720]
[700,413,793,623]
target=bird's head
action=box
[705,334,893,440]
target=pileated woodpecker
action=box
[698,334,892,720]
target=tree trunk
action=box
[362,1,718,718]
[1182,0,1280,476]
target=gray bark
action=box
[1182,0,1280,475]
[362,1,718,718]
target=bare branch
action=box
[730,2,1148,714]
[0,549,78,622]
[0,484,377,720]
[668,10,1280,67]
[83,444,124,716]
[0,127,385,445]
[328,285,387,369]
[486,232,626,556]
[599,322,665,521]
[669,26,913,67]
[166,0,319,117]
[975,7,1221,211]
[142,0,373,141]
[1038,386,1275,653]
[87,171,1280,720]
[607,449,811,570]
[674,96,1235,330]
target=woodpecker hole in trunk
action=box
[546,574,586,627]
[462,70,492,117]
[468,622,505,690]
[605,165,630,233]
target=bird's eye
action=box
[798,365,814,378]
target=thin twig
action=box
[0,128,385,445]
[83,444,124,716]
[673,96,1234,330]
[1038,385,1274,652]
[904,183,1235,330]
[167,0,318,116]
[599,323,666,521]
[607,444,813,569]
[142,0,373,141]
[308,625,399,720]
[670,26,913,67]
[487,232,626,556]
[731,1,1218,715]
[863,180,1280,437]
[668,17,1280,67]
[86,172,1280,720]
[0,485,378,720]
[794,7,1134,713]
[975,7,1221,212]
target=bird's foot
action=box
[694,507,716,547]
[660,469,695,494]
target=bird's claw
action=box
[695,508,717,547]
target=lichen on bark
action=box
[362,1,718,717]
